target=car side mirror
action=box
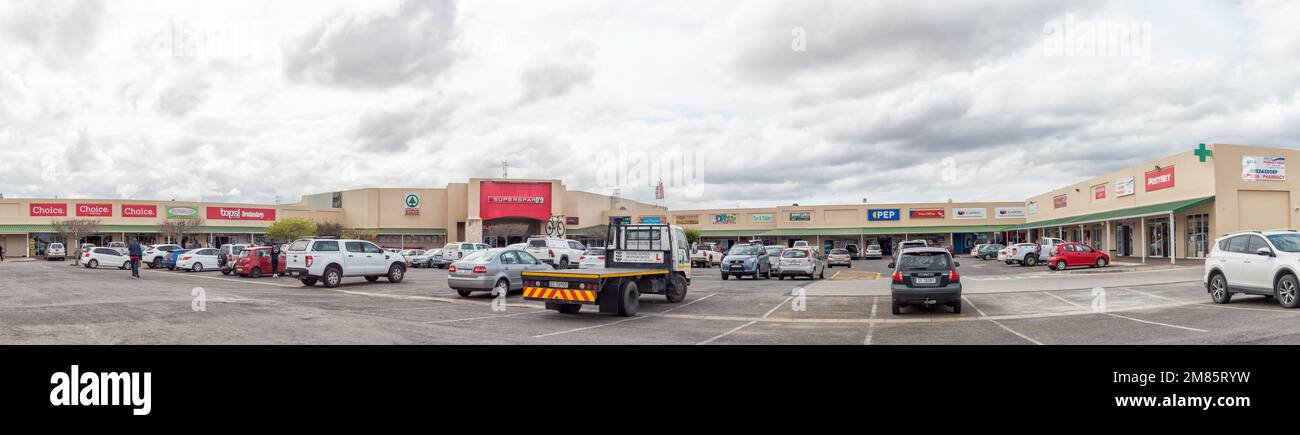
[887,262,895,269]
[1257,247,1275,257]
[954,261,960,267]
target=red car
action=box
[1047,242,1110,271]
[234,246,286,278]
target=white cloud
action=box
[2,0,1300,209]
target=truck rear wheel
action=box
[666,273,688,303]
[617,281,640,317]
[558,304,582,314]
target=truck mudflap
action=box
[522,286,598,304]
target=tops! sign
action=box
[29,203,68,217]
[207,207,276,221]
[76,204,113,217]
[1145,167,1175,192]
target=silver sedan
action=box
[448,248,553,297]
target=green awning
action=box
[350,228,447,235]
[698,225,1015,238]
[760,228,864,236]
[860,225,1013,235]
[1004,196,1215,231]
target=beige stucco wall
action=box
[668,201,1027,232]
[1025,148,1217,223]
[1210,144,1300,236]
[0,198,339,229]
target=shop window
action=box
[1186,214,1210,258]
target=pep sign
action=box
[868,209,900,221]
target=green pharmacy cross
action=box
[1195,143,1213,162]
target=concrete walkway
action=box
[804,266,1203,296]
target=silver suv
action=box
[284,239,408,288]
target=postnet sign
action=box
[207,207,277,221]
[479,181,551,221]
[1145,167,1175,192]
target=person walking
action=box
[1,243,6,262]
[269,242,281,278]
[128,239,143,279]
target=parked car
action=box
[284,239,408,288]
[975,243,1004,260]
[439,242,491,265]
[1048,242,1110,271]
[79,243,96,255]
[1023,237,1068,266]
[1205,230,1300,308]
[409,249,440,268]
[106,242,129,255]
[844,243,861,259]
[691,242,724,268]
[218,244,251,275]
[448,248,552,297]
[400,249,426,267]
[889,247,962,315]
[161,249,192,270]
[893,240,928,262]
[1005,242,1041,266]
[45,243,67,261]
[721,243,771,280]
[143,244,182,268]
[863,244,883,260]
[234,247,287,278]
[827,248,852,268]
[524,236,586,269]
[176,248,221,272]
[776,247,825,280]
[578,247,608,269]
[82,247,132,269]
[765,246,786,274]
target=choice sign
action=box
[29,203,68,217]
[207,207,277,221]
[76,204,113,217]
[1145,167,1175,192]
[122,205,158,218]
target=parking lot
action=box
[4,257,1300,345]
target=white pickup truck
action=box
[525,236,586,269]
[1010,237,1067,266]
[691,242,723,268]
[284,238,408,288]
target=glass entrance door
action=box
[1146,218,1170,258]
[1115,224,1132,257]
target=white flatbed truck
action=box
[522,224,691,316]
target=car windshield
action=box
[868,245,880,250]
[898,252,952,271]
[460,250,497,262]
[729,245,761,255]
[781,249,809,258]
[830,249,848,254]
[583,248,606,255]
[765,247,783,255]
[1267,234,1300,252]
[528,239,547,248]
[288,240,310,251]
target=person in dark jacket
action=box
[128,240,144,279]
[270,242,281,278]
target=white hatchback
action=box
[82,247,132,269]
[176,248,221,272]
[1205,230,1300,308]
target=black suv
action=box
[888,247,962,315]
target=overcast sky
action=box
[1,0,1299,209]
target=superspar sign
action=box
[207,207,276,221]
[1145,166,1175,192]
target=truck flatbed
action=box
[522,268,670,279]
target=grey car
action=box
[776,247,826,280]
[888,247,962,315]
[448,248,553,297]
[721,243,772,280]
[764,246,786,274]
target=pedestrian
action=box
[1,243,6,262]
[128,239,143,279]
[270,241,281,278]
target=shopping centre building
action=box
[1,144,1296,262]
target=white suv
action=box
[142,244,182,268]
[1205,230,1300,308]
[525,236,586,269]
[284,239,408,288]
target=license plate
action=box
[549,281,569,289]
[915,277,937,284]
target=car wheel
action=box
[559,257,569,269]
[491,279,509,297]
[1023,256,1037,267]
[249,267,262,279]
[300,278,318,286]
[221,268,232,275]
[721,273,729,280]
[87,259,98,269]
[1209,273,1231,304]
[778,275,785,280]
[764,267,772,279]
[151,258,162,268]
[365,276,380,282]
[322,267,342,288]
[192,263,204,273]
[1096,258,1107,268]
[557,304,582,314]
[848,263,852,268]
[616,280,640,317]
[121,261,130,270]
[1055,260,1067,271]
[819,268,825,279]
[387,264,406,283]
[666,273,688,303]
[456,289,473,297]
[891,301,902,315]
[951,301,962,314]
[1275,274,1300,308]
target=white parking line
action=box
[1043,290,1206,332]
[1105,313,1207,332]
[963,296,1044,345]
[696,295,793,345]
[429,310,550,324]
[863,296,878,345]
[1042,291,1087,309]
[1122,287,1181,302]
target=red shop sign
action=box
[207,207,277,221]
[76,203,113,217]
[122,205,158,218]
[1145,166,1175,192]
[1093,185,1106,200]
[29,203,68,217]
[909,209,945,219]
[1054,194,1068,209]
[480,181,552,221]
